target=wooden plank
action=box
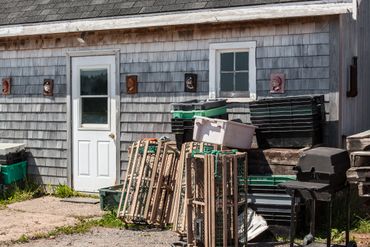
[233,156,239,247]
[204,154,209,247]
[186,153,194,245]
[210,154,216,247]
[144,140,164,220]
[129,140,149,218]
[222,155,228,247]
[120,141,140,218]
[116,142,136,218]
[149,143,169,224]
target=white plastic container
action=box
[193,117,256,149]
[0,143,25,156]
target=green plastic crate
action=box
[247,175,296,187]
[0,161,27,185]
[99,184,125,211]
[171,106,227,119]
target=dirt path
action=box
[10,228,178,247]
[0,196,103,243]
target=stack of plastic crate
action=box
[0,143,27,186]
[250,95,325,148]
[171,99,228,150]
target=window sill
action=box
[225,98,256,103]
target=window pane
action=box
[220,53,234,71]
[220,72,234,92]
[81,98,108,124]
[235,72,249,91]
[235,52,249,71]
[81,69,108,95]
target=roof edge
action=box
[0,2,353,38]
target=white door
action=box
[72,56,117,192]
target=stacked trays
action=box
[171,99,228,150]
[250,95,325,148]
[247,175,298,225]
[0,143,27,185]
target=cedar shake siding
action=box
[0,17,339,184]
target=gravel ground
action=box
[10,228,179,247]
[0,196,103,243]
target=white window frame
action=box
[209,41,256,102]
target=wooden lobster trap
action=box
[171,142,218,235]
[186,151,248,247]
[117,139,180,226]
[117,138,159,223]
[146,141,180,226]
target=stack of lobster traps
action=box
[170,142,218,235]
[186,150,248,247]
[117,139,249,247]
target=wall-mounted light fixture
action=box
[270,73,285,94]
[2,78,11,95]
[184,73,197,92]
[126,75,138,94]
[77,32,87,45]
[43,79,54,96]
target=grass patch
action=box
[14,211,126,244]
[53,184,76,198]
[17,234,29,243]
[0,179,44,207]
[354,217,370,233]
[53,184,99,199]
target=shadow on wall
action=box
[25,152,45,185]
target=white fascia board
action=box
[0,2,353,38]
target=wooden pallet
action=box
[359,182,370,197]
[347,166,370,183]
[186,152,248,247]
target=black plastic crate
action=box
[251,115,322,126]
[256,129,322,149]
[0,150,27,165]
[256,124,323,132]
[175,129,194,150]
[171,99,227,111]
[248,185,297,225]
[249,95,324,108]
[171,118,194,133]
[250,95,325,122]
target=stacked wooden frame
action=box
[186,152,248,247]
[171,142,218,235]
[117,139,180,226]
[147,141,179,225]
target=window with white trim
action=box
[209,41,256,100]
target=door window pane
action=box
[220,53,234,71]
[81,98,108,124]
[235,52,249,71]
[80,69,108,95]
[220,73,234,91]
[235,72,249,91]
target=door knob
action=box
[109,133,115,139]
